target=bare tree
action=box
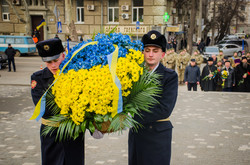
[65,0,77,41]
[187,0,198,55]
[214,0,245,43]
[6,0,32,35]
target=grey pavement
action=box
[0,57,250,165]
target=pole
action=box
[198,0,202,41]
[101,0,103,33]
[211,0,216,45]
[137,29,138,40]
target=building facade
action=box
[1,0,185,41]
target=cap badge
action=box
[150,34,157,40]
[44,45,50,51]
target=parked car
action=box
[217,44,242,57]
[202,46,220,62]
[0,35,37,56]
[0,51,8,69]
[222,35,238,40]
[216,39,249,52]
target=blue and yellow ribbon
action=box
[107,45,123,117]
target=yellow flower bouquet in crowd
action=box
[32,32,161,141]
[221,70,229,87]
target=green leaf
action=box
[80,120,87,132]
[104,114,109,122]
[73,125,80,140]
[95,123,102,130]
[94,115,104,123]
[107,25,118,37]
[88,121,95,133]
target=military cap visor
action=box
[42,54,61,62]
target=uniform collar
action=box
[42,67,54,79]
[150,63,160,74]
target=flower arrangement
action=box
[40,32,161,141]
[221,70,229,87]
[202,70,218,81]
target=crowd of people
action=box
[161,49,250,92]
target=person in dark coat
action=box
[4,43,16,72]
[234,57,250,92]
[206,36,211,46]
[166,40,173,49]
[197,40,205,54]
[128,30,178,165]
[200,57,217,91]
[221,60,235,92]
[31,39,85,165]
[172,38,177,52]
[180,38,184,50]
[184,59,200,91]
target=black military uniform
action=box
[128,31,178,165]
[31,39,84,165]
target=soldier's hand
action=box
[185,82,188,85]
[197,82,200,85]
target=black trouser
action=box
[188,83,197,91]
[8,58,16,71]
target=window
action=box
[6,38,14,44]
[0,38,4,44]
[27,0,44,6]
[15,38,24,44]
[76,0,84,23]
[132,0,143,23]
[108,0,119,23]
[28,38,34,44]
[2,0,10,21]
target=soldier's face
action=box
[143,46,165,70]
[190,61,196,66]
[208,61,213,66]
[45,53,65,75]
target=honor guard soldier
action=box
[183,48,191,59]
[129,30,178,165]
[31,39,85,165]
[161,48,176,70]
[217,50,225,62]
[190,50,203,68]
[176,50,190,84]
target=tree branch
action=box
[6,0,26,23]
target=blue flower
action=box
[60,33,143,73]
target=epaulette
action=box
[32,70,43,76]
[164,67,175,73]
